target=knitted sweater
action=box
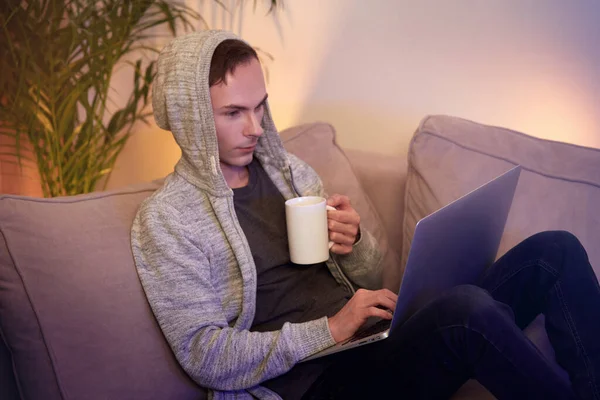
[130,30,383,399]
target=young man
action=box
[131,30,600,400]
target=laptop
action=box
[301,165,522,362]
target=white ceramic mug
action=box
[285,196,335,265]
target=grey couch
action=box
[1,115,599,399]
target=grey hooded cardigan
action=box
[130,30,383,400]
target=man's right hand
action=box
[327,288,398,343]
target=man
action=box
[131,30,600,400]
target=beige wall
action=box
[107,0,600,189]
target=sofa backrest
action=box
[401,115,600,282]
[0,122,385,400]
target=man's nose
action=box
[244,112,264,137]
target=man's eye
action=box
[226,110,240,118]
[255,103,265,113]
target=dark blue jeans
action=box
[302,231,600,400]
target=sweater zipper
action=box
[287,165,302,197]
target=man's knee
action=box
[527,230,582,251]
[526,230,587,268]
[552,230,586,255]
[432,285,513,328]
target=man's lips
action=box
[239,144,256,151]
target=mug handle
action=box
[326,205,336,249]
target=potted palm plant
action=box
[0,0,279,197]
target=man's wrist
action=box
[327,315,342,343]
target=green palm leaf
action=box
[0,0,281,197]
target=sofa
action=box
[1,115,599,399]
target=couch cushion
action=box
[280,122,393,286]
[0,182,207,400]
[403,114,600,397]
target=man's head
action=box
[209,39,267,179]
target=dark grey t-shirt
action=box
[233,159,351,399]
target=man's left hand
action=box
[326,194,360,255]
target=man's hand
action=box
[328,288,398,343]
[326,194,360,255]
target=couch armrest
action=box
[345,149,408,258]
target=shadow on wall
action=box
[297,101,418,157]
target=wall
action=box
[107,0,600,189]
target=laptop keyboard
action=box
[344,319,391,345]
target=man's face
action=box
[210,58,267,172]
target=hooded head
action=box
[152,30,287,195]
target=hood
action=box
[152,30,289,196]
